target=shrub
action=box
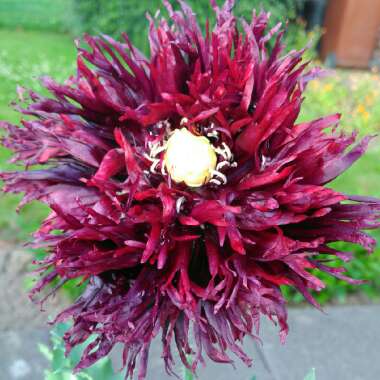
[0,0,72,32]
[0,0,315,56]
[70,0,309,54]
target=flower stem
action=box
[183,365,194,380]
[183,354,194,380]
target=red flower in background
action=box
[1,0,379,378]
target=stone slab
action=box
[0,329,49,380]
[261,305,380,380]
[1,305,379,380]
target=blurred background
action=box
[0,1,379,379]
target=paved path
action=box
[0,305,379,380]
[0,242,64,380]
[0,243,379,380]
[142,305,380,380]
[0,242,64,329]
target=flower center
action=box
[163,128,217,187]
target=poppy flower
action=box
[1,1,379,379]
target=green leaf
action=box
[304,368,316,380]
[51,346,67,373]
[183,367,194,380]
[38,343,54,361]
[86,358,123,380]
[77,373,94,380]
[48,374,63,380]
[44,370,60,380]
[68,344,85,367]
[39,322,127,379]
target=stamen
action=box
[214,146,227,158]
[176,196,186,213]
[143,153,154,162]
[261,155,268,169]
[207,128,219,139]
[221,142,232,160]
[210,170,227,184]
[216,161,230,171]
[150,143,166,157]
[150,159,160,173]
[180,117,189,125]
[210,178,222,185]
[160,161,167,176]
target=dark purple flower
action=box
[1,1,379,379]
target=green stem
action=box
[182,354,194,380]
[183,365,194,380]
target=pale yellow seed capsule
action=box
[163,128,217,187]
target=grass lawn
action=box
[0,28,379,303]
[0,29,76,241]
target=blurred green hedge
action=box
[0,0,311,54]
[0,0,72,31]
[70,0,303,51]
